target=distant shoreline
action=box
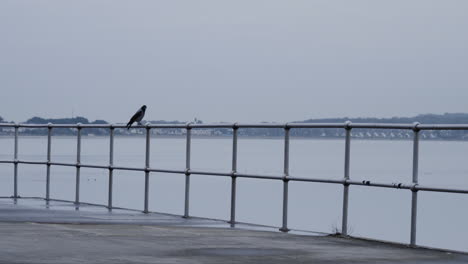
[0,134,467,142]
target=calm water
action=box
[1,135,468,252]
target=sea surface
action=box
[1,135,467,252]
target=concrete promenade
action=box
[0,198,467,264]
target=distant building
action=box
[192,129,212,136]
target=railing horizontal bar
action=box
[416,185,468,194]
[49,162,76,167]
[418,124,468,130]
[18,160,47,165]
[289,176,344,184]
[4,158,468,194]
[80,164,109,169]
[149,168,186,174]
[131,124,187,129]
[235,173,284,181]
[235,123,291,128]
[190,170,232,177]
[111,166,146,172]
[27,161,108,169]
[349,123,414,129]
[287,123,346,128]
[347,180,413,189]
[2,122,468,130]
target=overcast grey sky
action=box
[1,1,467,123]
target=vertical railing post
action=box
[342,121,352,236]
[410,122,420,247]
[45,124,52,201]
[229,124,238,227]
[280,124,290,232]
[75,124,82,205]
[13,124,19,198]
[183,125,192,218]
[108,126,114,209]
[143,125,151,213]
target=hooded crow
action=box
[126,105,147,129]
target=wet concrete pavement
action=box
[1,198,467,264]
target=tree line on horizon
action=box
[1,113,468,139]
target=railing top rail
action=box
[417,124,468,130]
[1,122,468,130]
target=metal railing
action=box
[1,122,468,247]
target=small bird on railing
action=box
[126,105,147,129]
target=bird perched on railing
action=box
[126,105,147,129]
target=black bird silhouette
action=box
[126,105,147,129]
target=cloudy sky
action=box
[1,1,467,123]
